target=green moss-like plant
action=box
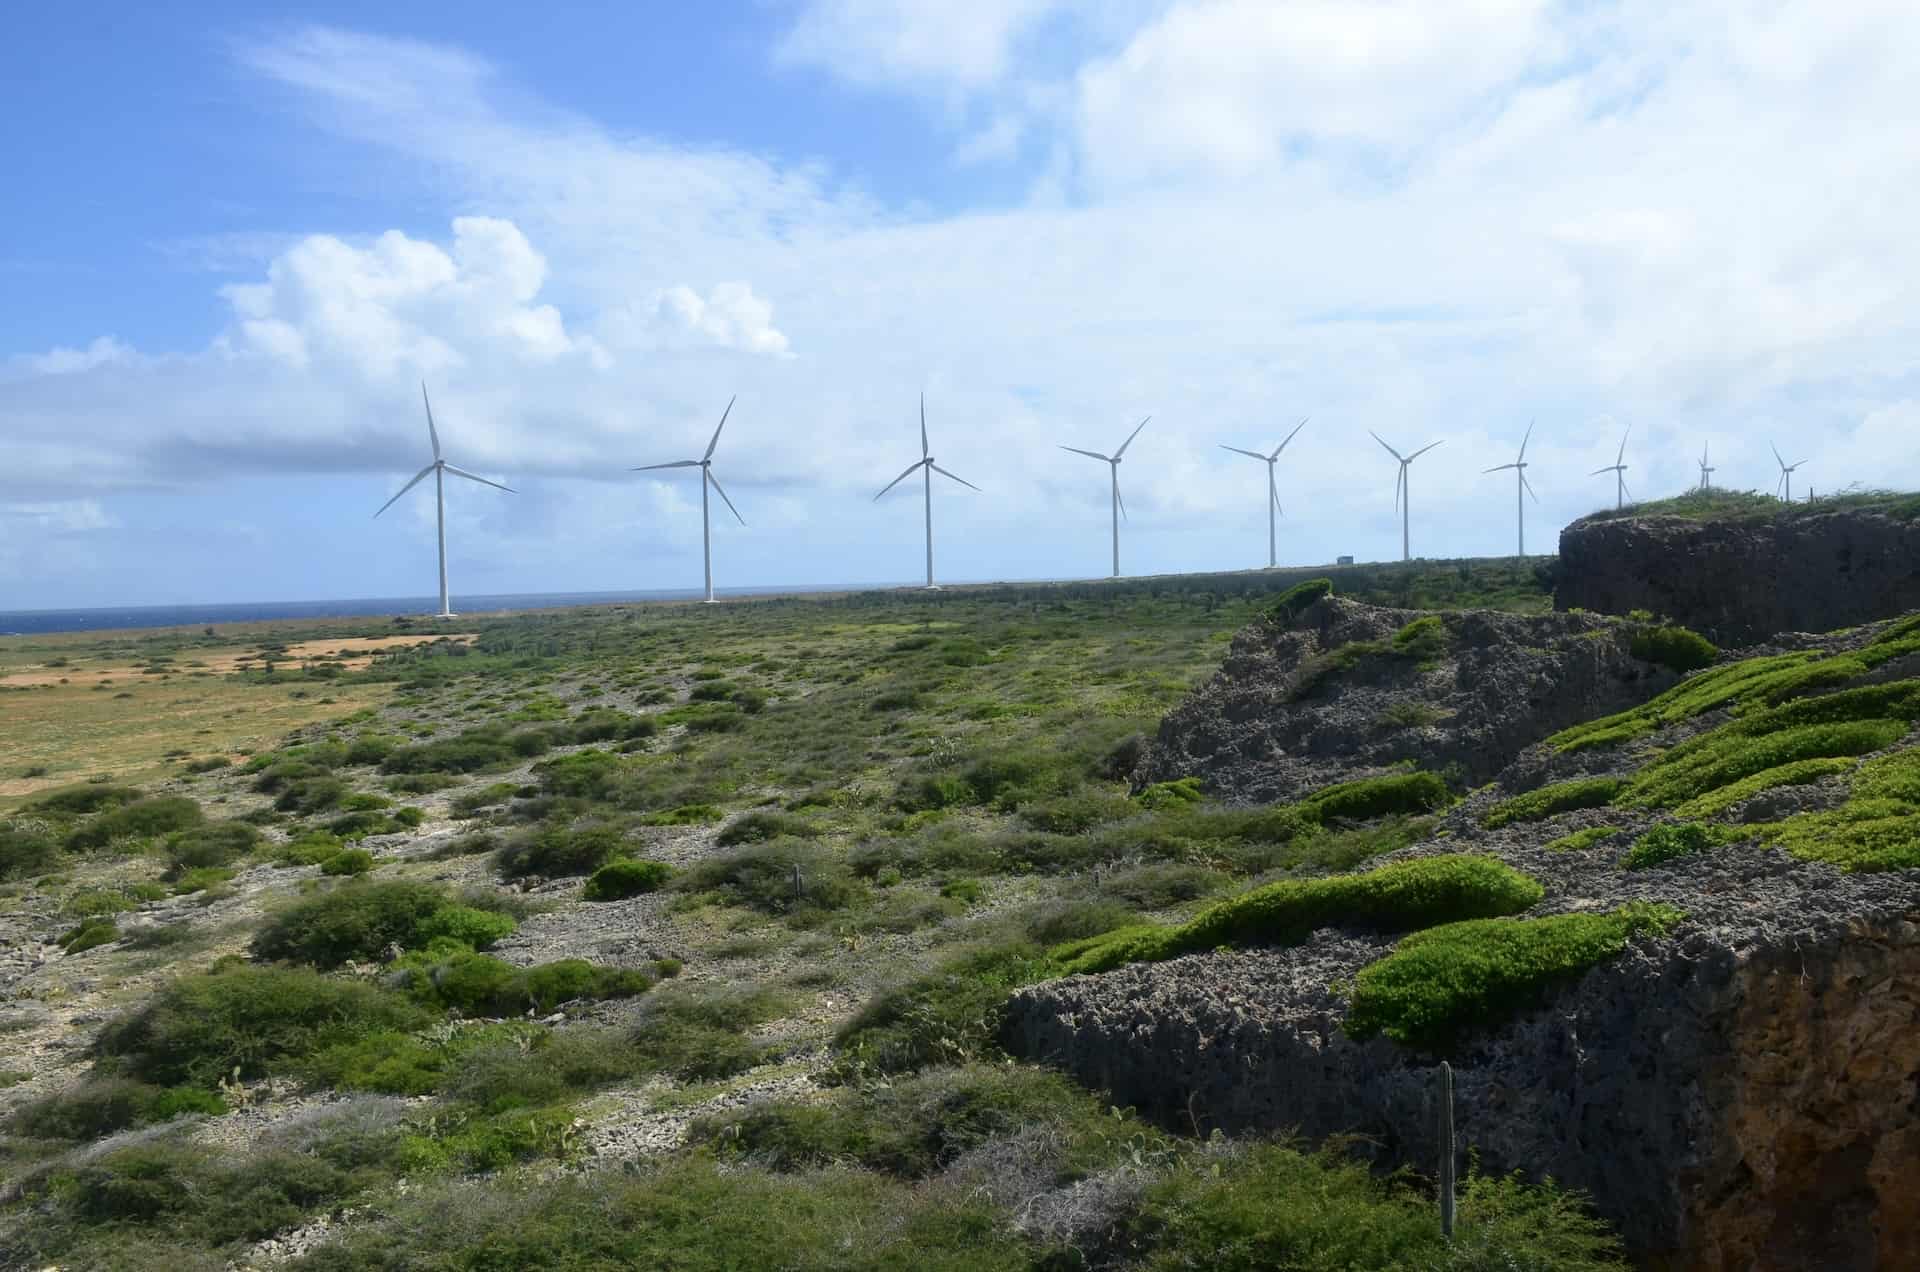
[1619,719,1904,808]
[1345,903,1682,1047]
[1391,616,1449,660]
[1266,578,1332,626]
[1482,777,1627,829]
[1053,854,1543,976]
[1755,749,1920,871]
[1545,826,1617,853]
[1547,652,1826,752]
[1628,625,1719,673]
[1622,821,1732,870]
[320,849,376,876]
[1671,757,1858,819]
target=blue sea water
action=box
[0,584,887,636]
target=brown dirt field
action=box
[0,633,475,687]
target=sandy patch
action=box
[0,633,477,687]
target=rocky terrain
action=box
[1136,595,1678,802]
[1556,499,1920,643]
[1014,598,1920,1271]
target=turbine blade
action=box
[1272,483,1284,518]
[374,464,435,518]
[1219,445,1268,461]
[1518,418,1534,462]
[1522,473,1540,502]
[1369,430,1404,461]
[443,464,515,493]
[1114,415,1150,458]
[1272,416,1308,460]
[1701,440,1710,464]
[1620,477,1635,503]
[930,463,980,492]
[1771,440,1785,469]
[874,459,927,500]
[1059,446,1112,463]
[421,382,441,460]
[1394,464,1405,514]
[920,394,929,459]
[1591,466,1614,477]
[632,459,701,471]
[1616,423,1630,465]
[705,469,745,525]
[1483,463,1518,474]
[705,396,735,461]
[1407,440,1443,462]
[1116,481,1128,522]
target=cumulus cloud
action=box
[655,283,792,357]
[775,0,1077,97]
[17,337,133,377]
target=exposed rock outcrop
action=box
[1136,597,1677,803]
[1556,508,1920,645]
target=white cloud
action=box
[656,283,793,357]
[3,500,118,533]
[776,0,1077,98]
[19,337,133,376]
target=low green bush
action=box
[1756,750,1920,871]
[321,849,377,876]
[1017,789,1135,833]
[1546,826,1617,853]
[393,952,656,1016]
[1548,651,1838,752]
[1304,771,1452,821]
[583,858,673,901]
[638,803,723,826]
[6,1076,226,1140]
[325,806,424,840]
[26,784,142,817]
[59,918,121,954]
[1134,776,1204,810]
[716,810,821,846]
[835,942,1059,1076]
[676,840,866,920]
[184,755,231,774]
[1622,822,1727,870]
[1346,903,1682,1048]
[1620,718,1904,808]
[1266,577,1333,626]
[533,749,626,800]
[494,825,628,880]
[414,904,517,949]
[1629,625,1719,672]
[629,985,791,1081]
[1482,777,1627,829]
[1672,756,1858,819]
[0,821,62,880]
[93,963,430,1087]
[1391,615,1449,660]
[1055,854,1543,975]
[251,881,480,968]
[164,820,262,873]
[64,796,203,850]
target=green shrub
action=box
[533,748,625,800]
[836,942,1058,1076]
[637,803,723,826]
[0,821,61,880]
[164,820,261,872]
[326,806,423,840]
[495,824,628,879]
[1482,777,1627,829]
[629,986,790,1080]
[584,858,673,901]
[716,810,821,846]
[1629,625,1719,672]
[395,952,655,1016]
[27,784,143,817]
[1672,756,1858,819]
[59,918,121,954]
[1346,903,1682,1047]
[1622,822,1726,870]
[1546,826,1617,853]
[1017,789,1135,833]
[185,755,231,774]
[93,963,430,1086]
[565,708,657,744]
[276,830,347,866]
[1134,777,1204,810]
[1128,1142,1627,1271]
[275,774,349,814]
[7,1076,226,1140]
[251,881,455,967]
[1267,577,1333,625]
[1620,719,1904,808]
[414,904,517,950]
[1391,615,1449,660]
[1548,651,1836,752]
[1019,899,1137,945]
[321,849,377,876]
[1054,854,1543,976]
[1304,771,1452,821]
[65,796,203,850]
[1755,749,1920,871]
[675,840,866,919]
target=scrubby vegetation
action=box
[251,881,517,968]
[1346,904,1683,1047]
[1482,777,1627,828]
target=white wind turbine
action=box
[1772,442,1807,502]
[1482,421,1539,558]
[374,382,515,619]
[1061,416,1151,578]
[1220,417,1307,568]
[633,397,745,604]
[1369,431,1442,562]
[1592,423,1632,509]
[1698,442,1715,491]
[873,395,980,589]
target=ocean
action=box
[0,584,891,636]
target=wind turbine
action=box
[1592,424,1632,509]
[1482,421,1539,558]
[1369,431,1442,562]
[1061,416,1150,578]
[1772,443,1807,502]
[874,395,979,589]
[1220,417,1307,568]
[374,382,515,619]
[633,397,745,604]
[1697,442,1715,492]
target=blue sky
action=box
[4,1,1919,609]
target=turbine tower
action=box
[1772,443,1807,502]
[1220,417,1307,568]
[1061,416,1151,578]
[374,382,515,619]
[874,395,979,589]
[1482,421,1539,558]
[633,397,746,604]
[1369,431,1442,562]
[1592,424,1632,509]
[1698,442,1715,492]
